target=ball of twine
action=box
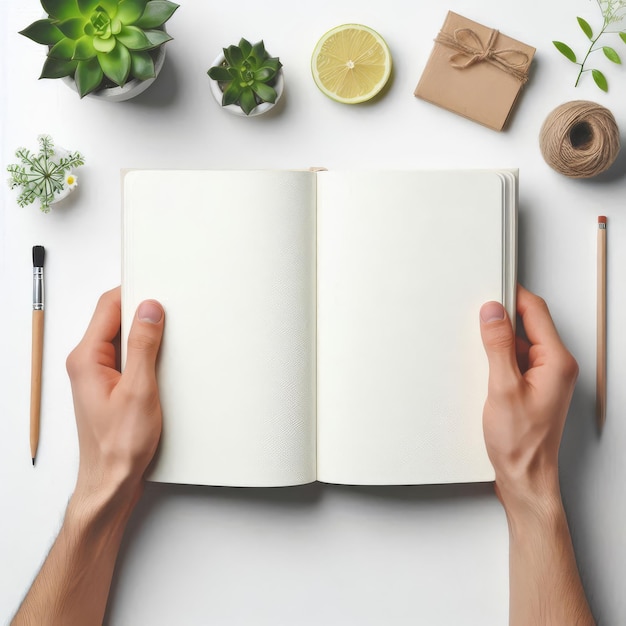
[539,100,620,178]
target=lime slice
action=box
[311,23,392,104]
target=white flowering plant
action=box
[553,0,626,91]
[7,135,85,213]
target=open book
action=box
[122,169,517,487]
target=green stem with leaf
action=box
[553,5,626,92]
[574,22,607,86]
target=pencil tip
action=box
[32,457,36,466]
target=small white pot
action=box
[208,52,284,117]
[48,144,80,208]
[51,176,78,204]
[62,44,167,102]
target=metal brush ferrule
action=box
[33,267,44,310]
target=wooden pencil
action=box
[596,216,607,430]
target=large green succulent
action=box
[20,0,179,97]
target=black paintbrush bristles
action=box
[32,245,45,268]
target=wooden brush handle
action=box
[30,309,44,461]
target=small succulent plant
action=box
[208,38,282,115]
[7,135,85,213]
[20,0,179,97]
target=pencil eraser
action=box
[598,216,607,224]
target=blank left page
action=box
[122,170,317,487]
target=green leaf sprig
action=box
[553,0,626,91]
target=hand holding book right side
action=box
[479,284,595,626]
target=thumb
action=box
[124,300,165,384]
[479,301,520,388]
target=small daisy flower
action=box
[54,171,79,203]
[65,172,78,189]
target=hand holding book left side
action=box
[12,287,165,626]
[68,287,165,499]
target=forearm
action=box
[12,479,140,626]
[505,491,595,626]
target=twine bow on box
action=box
[435,28,530,83]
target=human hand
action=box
[10,290,165,625]
[479,285,578,515]
[66,287,165,503]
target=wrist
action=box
[71,467,143,529]
[497,478,564,535]
[493,457,561,512]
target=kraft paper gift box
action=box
[414,11,535,131]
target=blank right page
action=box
[316,170,511,485]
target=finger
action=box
[122,300,165,387]
[81,287,122,346]
[516,335,530,373]
[516,285,566,351]
[479,300,521,388]
[67,288,122,380]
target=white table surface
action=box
[1,1,625,624]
